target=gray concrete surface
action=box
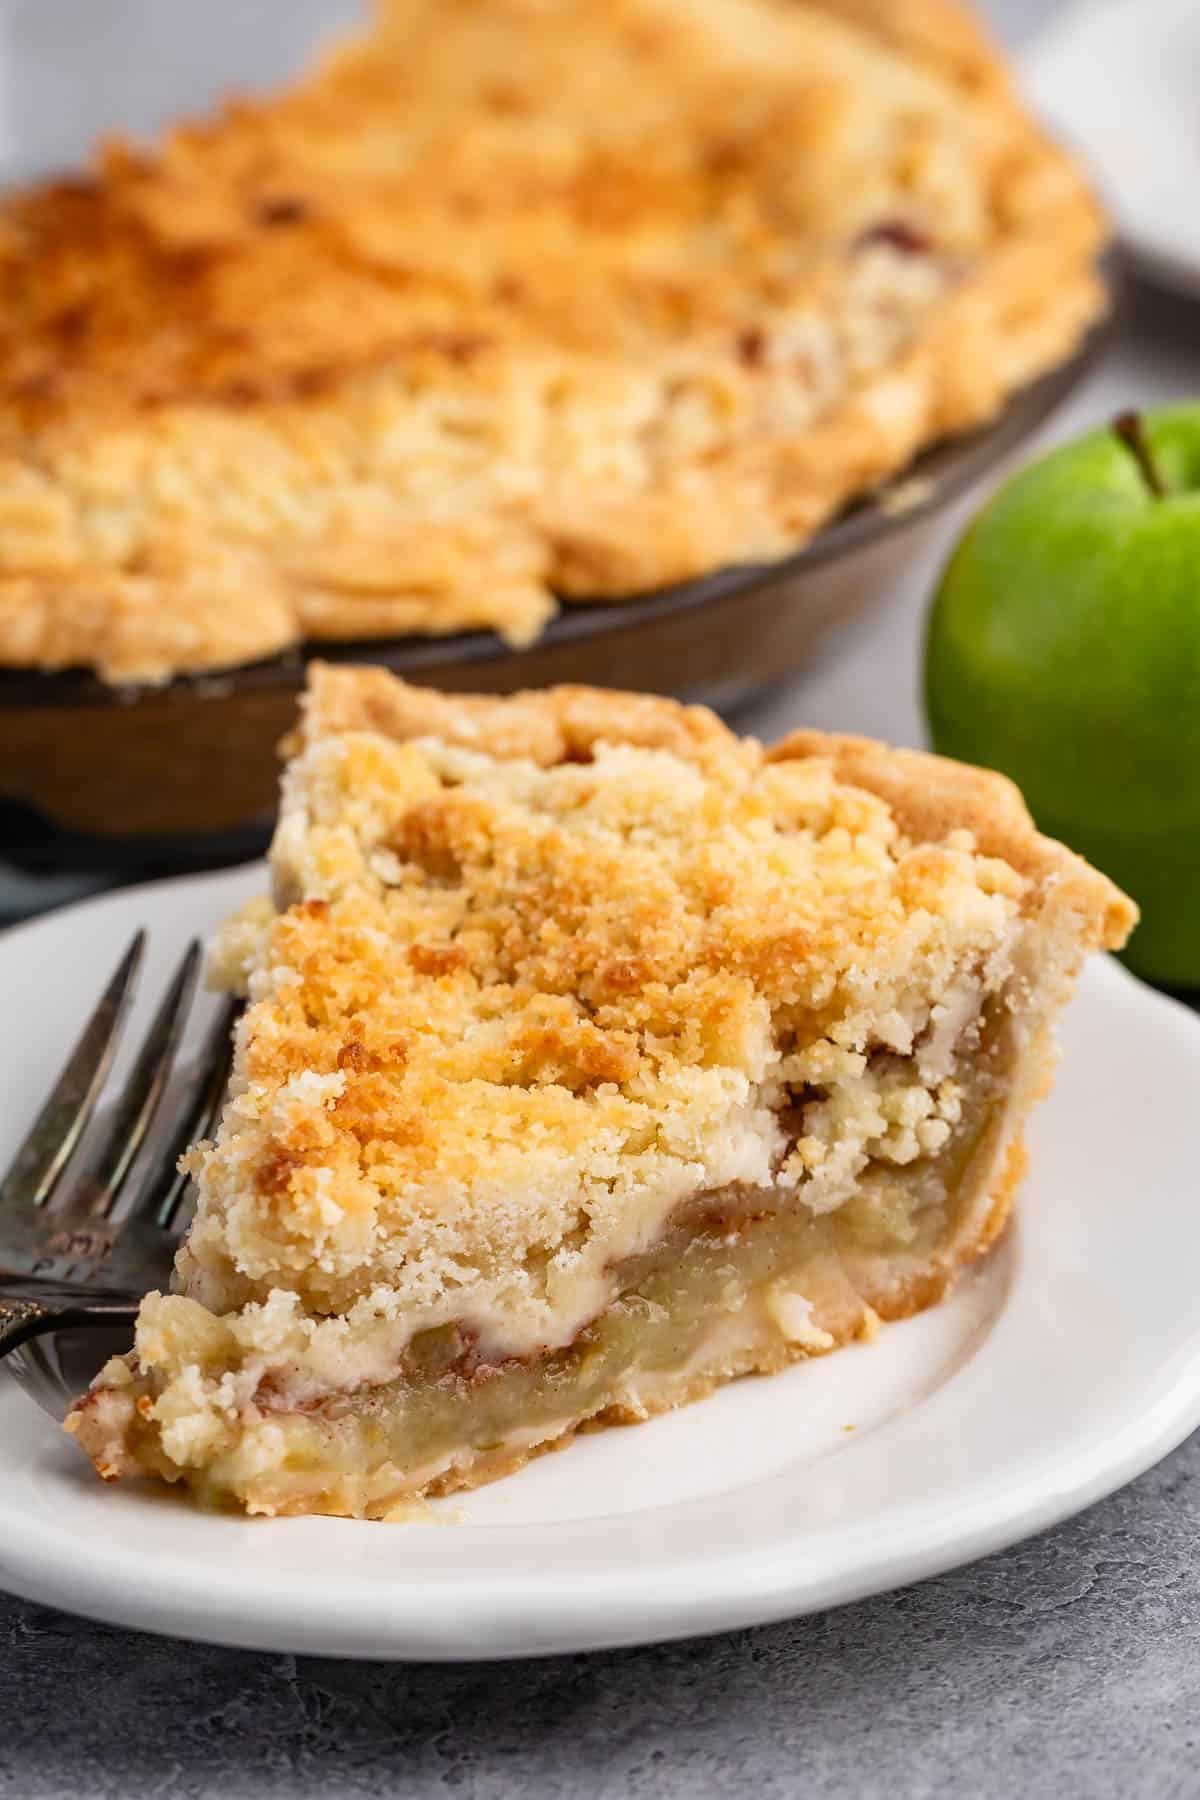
[6,2,1200,1795]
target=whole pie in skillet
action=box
[67,667,1136,1517]
[0,0,1105,683]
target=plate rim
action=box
[1,869,1199,1660]
[5,1320,1200,1660]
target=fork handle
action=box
[0,1291,139,1359]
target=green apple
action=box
[924,404,1200,987]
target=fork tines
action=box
[0,933,237,1287]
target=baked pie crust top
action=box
[0,0,1105,681]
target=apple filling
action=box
[71,1005,1015,1519]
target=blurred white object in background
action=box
[0,0,365,181]
[1025,0,1200,299]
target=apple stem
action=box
[1113,410,1169,499]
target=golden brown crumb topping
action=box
[0,0,1104,680]
[173,668,1113,1364]
[0,0,1006,427]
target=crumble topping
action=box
[67,673,1136,1509]
[0,0,1104,681]
[167,674,1028,1389]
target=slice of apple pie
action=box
[68,668,1135,1516]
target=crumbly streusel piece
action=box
[67,669,1134,1514]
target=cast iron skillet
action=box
[0,309,1109,865]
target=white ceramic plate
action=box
[1,866,1199,1659]
[1025,0,1200,299]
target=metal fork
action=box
[0,932,237,1360]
